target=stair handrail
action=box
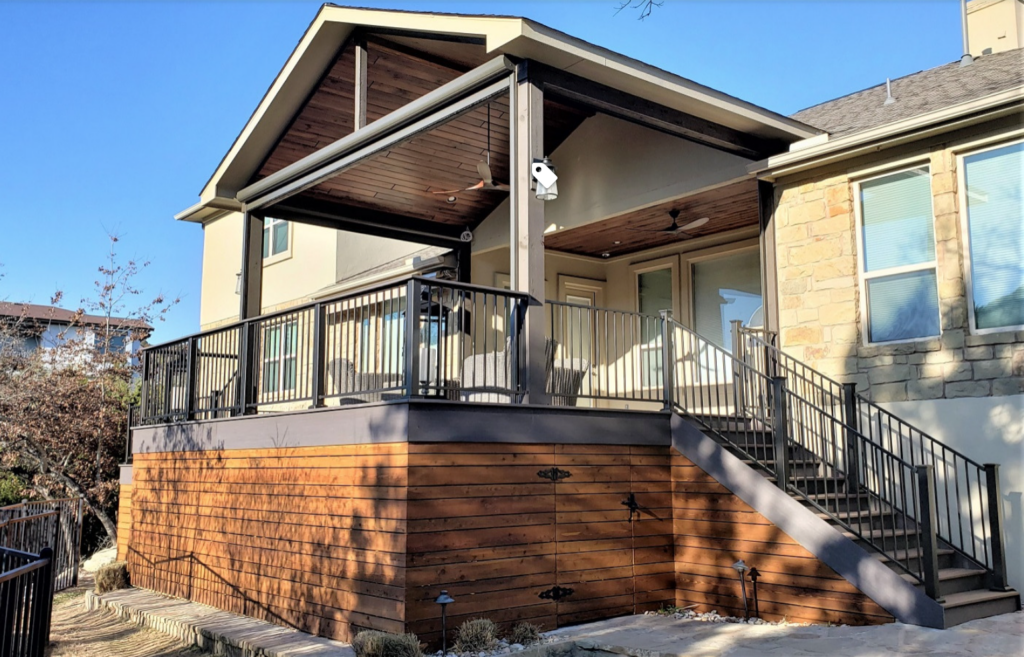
[667,318,929,583]
[736,326,1001,584]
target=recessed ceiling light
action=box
[601,252,611,258]
[613,241,622,245]
[446,196,458,204]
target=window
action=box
[262,321,297,393]
[856,166,940,343]
[637,267,673,388]
[961,141,1024,332]
[360,308,405,375]
[692,249,762,352]
[262,218,289,260]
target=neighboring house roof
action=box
[179,4,820,221]
[0,302,152,333]
[791,48,1024,137]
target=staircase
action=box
[664,317,1020,628]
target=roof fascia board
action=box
[518,19,820,141]
[758,87,1024,179]
[239,66,513,210]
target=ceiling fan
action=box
[629,210,709,238]
[432,102,509,197]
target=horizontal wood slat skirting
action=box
[124,436,892,645]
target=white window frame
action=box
[263,217,292,265]
[261,321,298,394]
[956,136,1024,335]
[853,163,942,346]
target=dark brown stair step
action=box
[899,568,988,595]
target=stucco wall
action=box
[472,113,752,252]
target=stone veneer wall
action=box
[774,143,1024,403]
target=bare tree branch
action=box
[615,0,663,20]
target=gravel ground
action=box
[45,573,212,657]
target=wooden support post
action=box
[757,179,780,334]
[239,212,264,321]
[660,310,675,411]
[404,279,423,398]
[310,302,326,408]
[456,242,472,284]
[842,382,862,491]
[771,376,790,491]
[915,464,944,601]
[511,64,549,405]
[984,463,1010,591]
[731,319,745,415]
[355,37,368,130]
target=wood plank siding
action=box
[117,483,132,561]
[124,442,891,644]
[127,444,409,641]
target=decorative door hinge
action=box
[622,492,640,521]
[537,467,572,482]
[538,586,575,601]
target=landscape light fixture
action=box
[532,157,558,201]
[731,560,750,619]
[435,590,455,655]
[748,567,761,619]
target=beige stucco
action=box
[968,0,1024,56]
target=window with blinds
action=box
[962,141,1024,332]
[857,166,941,343]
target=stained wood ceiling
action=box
[542,178,760,258]
[255,36,590,228]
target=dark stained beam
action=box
[270,195,469,248]
[526,62,786,159]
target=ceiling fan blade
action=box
[477,161,493,184]
[482,181,510,192]
[678,217,710,232]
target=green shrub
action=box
[506,622,542,646]
[94,561,130,594]
[0,472,26,507]
[454,618,498,653]
[352,630,423,657]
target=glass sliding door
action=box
[637,267,674,389]
[692,249,763,353]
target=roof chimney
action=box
[965,0,1024,57]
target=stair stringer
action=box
[671,413,945,628]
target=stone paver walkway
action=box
[86,587,354,657]
[548,611,1024,657]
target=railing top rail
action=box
[0,556,51,583]
[0,510,59,529]
[739,327,846,390]
[739,326,987,472]
[0,545,46,559]
[0,498,77,511]
[780,388,917,472]
[546,299,663,320]
[668,318,774,384]
[142,275,531,354]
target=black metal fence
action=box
[0,546,55,657]
[735,325,1008,593]
[136,277,530,424]
[0,499,83,592]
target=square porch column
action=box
[511,67,550,405]
[239,211,264,321]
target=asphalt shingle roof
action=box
[791,48,1024,137]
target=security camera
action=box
[531,158,558,189]
[460,229,473,243]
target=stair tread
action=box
[940,588,1020,608]
[899,568,986,584]
[815,509,900,522]
[841,527,919,540]
[872,546,954,563]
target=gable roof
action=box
[792,48,1024,137]
[0,302,152,333]
[179,4,819,222]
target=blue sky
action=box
[0,1,964,342]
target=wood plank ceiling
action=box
[254,36,591,228]
[542,178,760,258]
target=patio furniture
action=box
[550,357,590,407]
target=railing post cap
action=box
[659,309,672,319]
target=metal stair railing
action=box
[665,318,931,581]
[735,325,1008,590]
